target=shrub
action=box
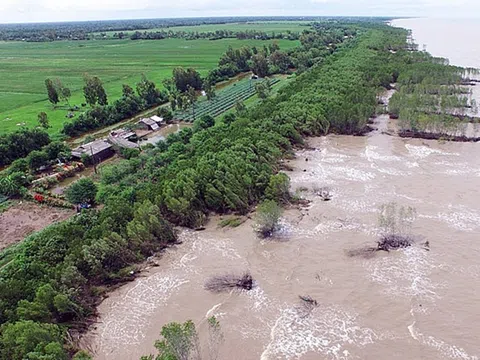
[27,150,49,172]
[65,178,97,205]
[254,200,283,238]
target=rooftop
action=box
[71,139,112,157]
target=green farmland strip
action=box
[174,78,279,122]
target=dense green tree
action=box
[65,178,98,204]
[27,150,49,171]
[122,84,135,97]
[157,107,173,123]
[83,75,108,106]
[265,173,291,204]
[44,141,70,161]
[255,81,270,99]
[142,320,199,360]
[136,74,162,107]
[172,67,203,92]
[0,321,66,360]
[186,86,198,121]
[54,78,71,105]
[250,54,269,77]
[193,115,215,133]
[45,79,59,107]
[222,113,236,126]
[127,200,177,250]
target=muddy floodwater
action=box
[83,100,480,359]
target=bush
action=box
[65,178,97,205]
[0,174,25,197]
[157,107,173,123]
[254,200,283,238]
[120,148,140,159]
[27,150,49,172]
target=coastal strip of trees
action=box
[4,22,475,359]
[0,24,410,359]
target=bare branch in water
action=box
[204,272,254,293]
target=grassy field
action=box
[95,21,312,37]
[0,37,299,135]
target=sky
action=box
[0,0,479,24]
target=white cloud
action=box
[0,0,479,23]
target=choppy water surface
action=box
[83,104,480,359]
[391,18,480,69]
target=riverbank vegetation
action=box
[1,20,468,359]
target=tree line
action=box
[125,29,301,41]
[61,75,167,137]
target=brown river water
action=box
[82,86,480,359]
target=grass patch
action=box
[0,200,12,214]
[218,217,245,228]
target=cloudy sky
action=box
[0,0,479,24]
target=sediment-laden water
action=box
[83,90,480,359]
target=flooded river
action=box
[83,88,480,359]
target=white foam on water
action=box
[245,286,272,311]
[406,161,420,168]
[274,218,317,239]
[98,275,189,354]
[374,165,410,177]
[408,322,479,360]
[364,145,402,163]
[405,144,459,159]
[365,247,439,301]
[329,166,376,182]
[205,303,223,318]
[335,198,378,214]
[314,218,364,235]
[191,235,243,261]
[423,205,480,231]
[260,305,379,360]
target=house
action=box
[138,117,160,131]
[108,133,139,149]
[150,115,164,124]
[110,128,136,140]
[71,139,114,162]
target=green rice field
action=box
[0,37,299,135]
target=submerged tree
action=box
[141,320,200,360]
[253,200,283,238]
[141,317,224,360]
[205,272,254,293]
[207,316,224,360]
[377,202,417,251]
